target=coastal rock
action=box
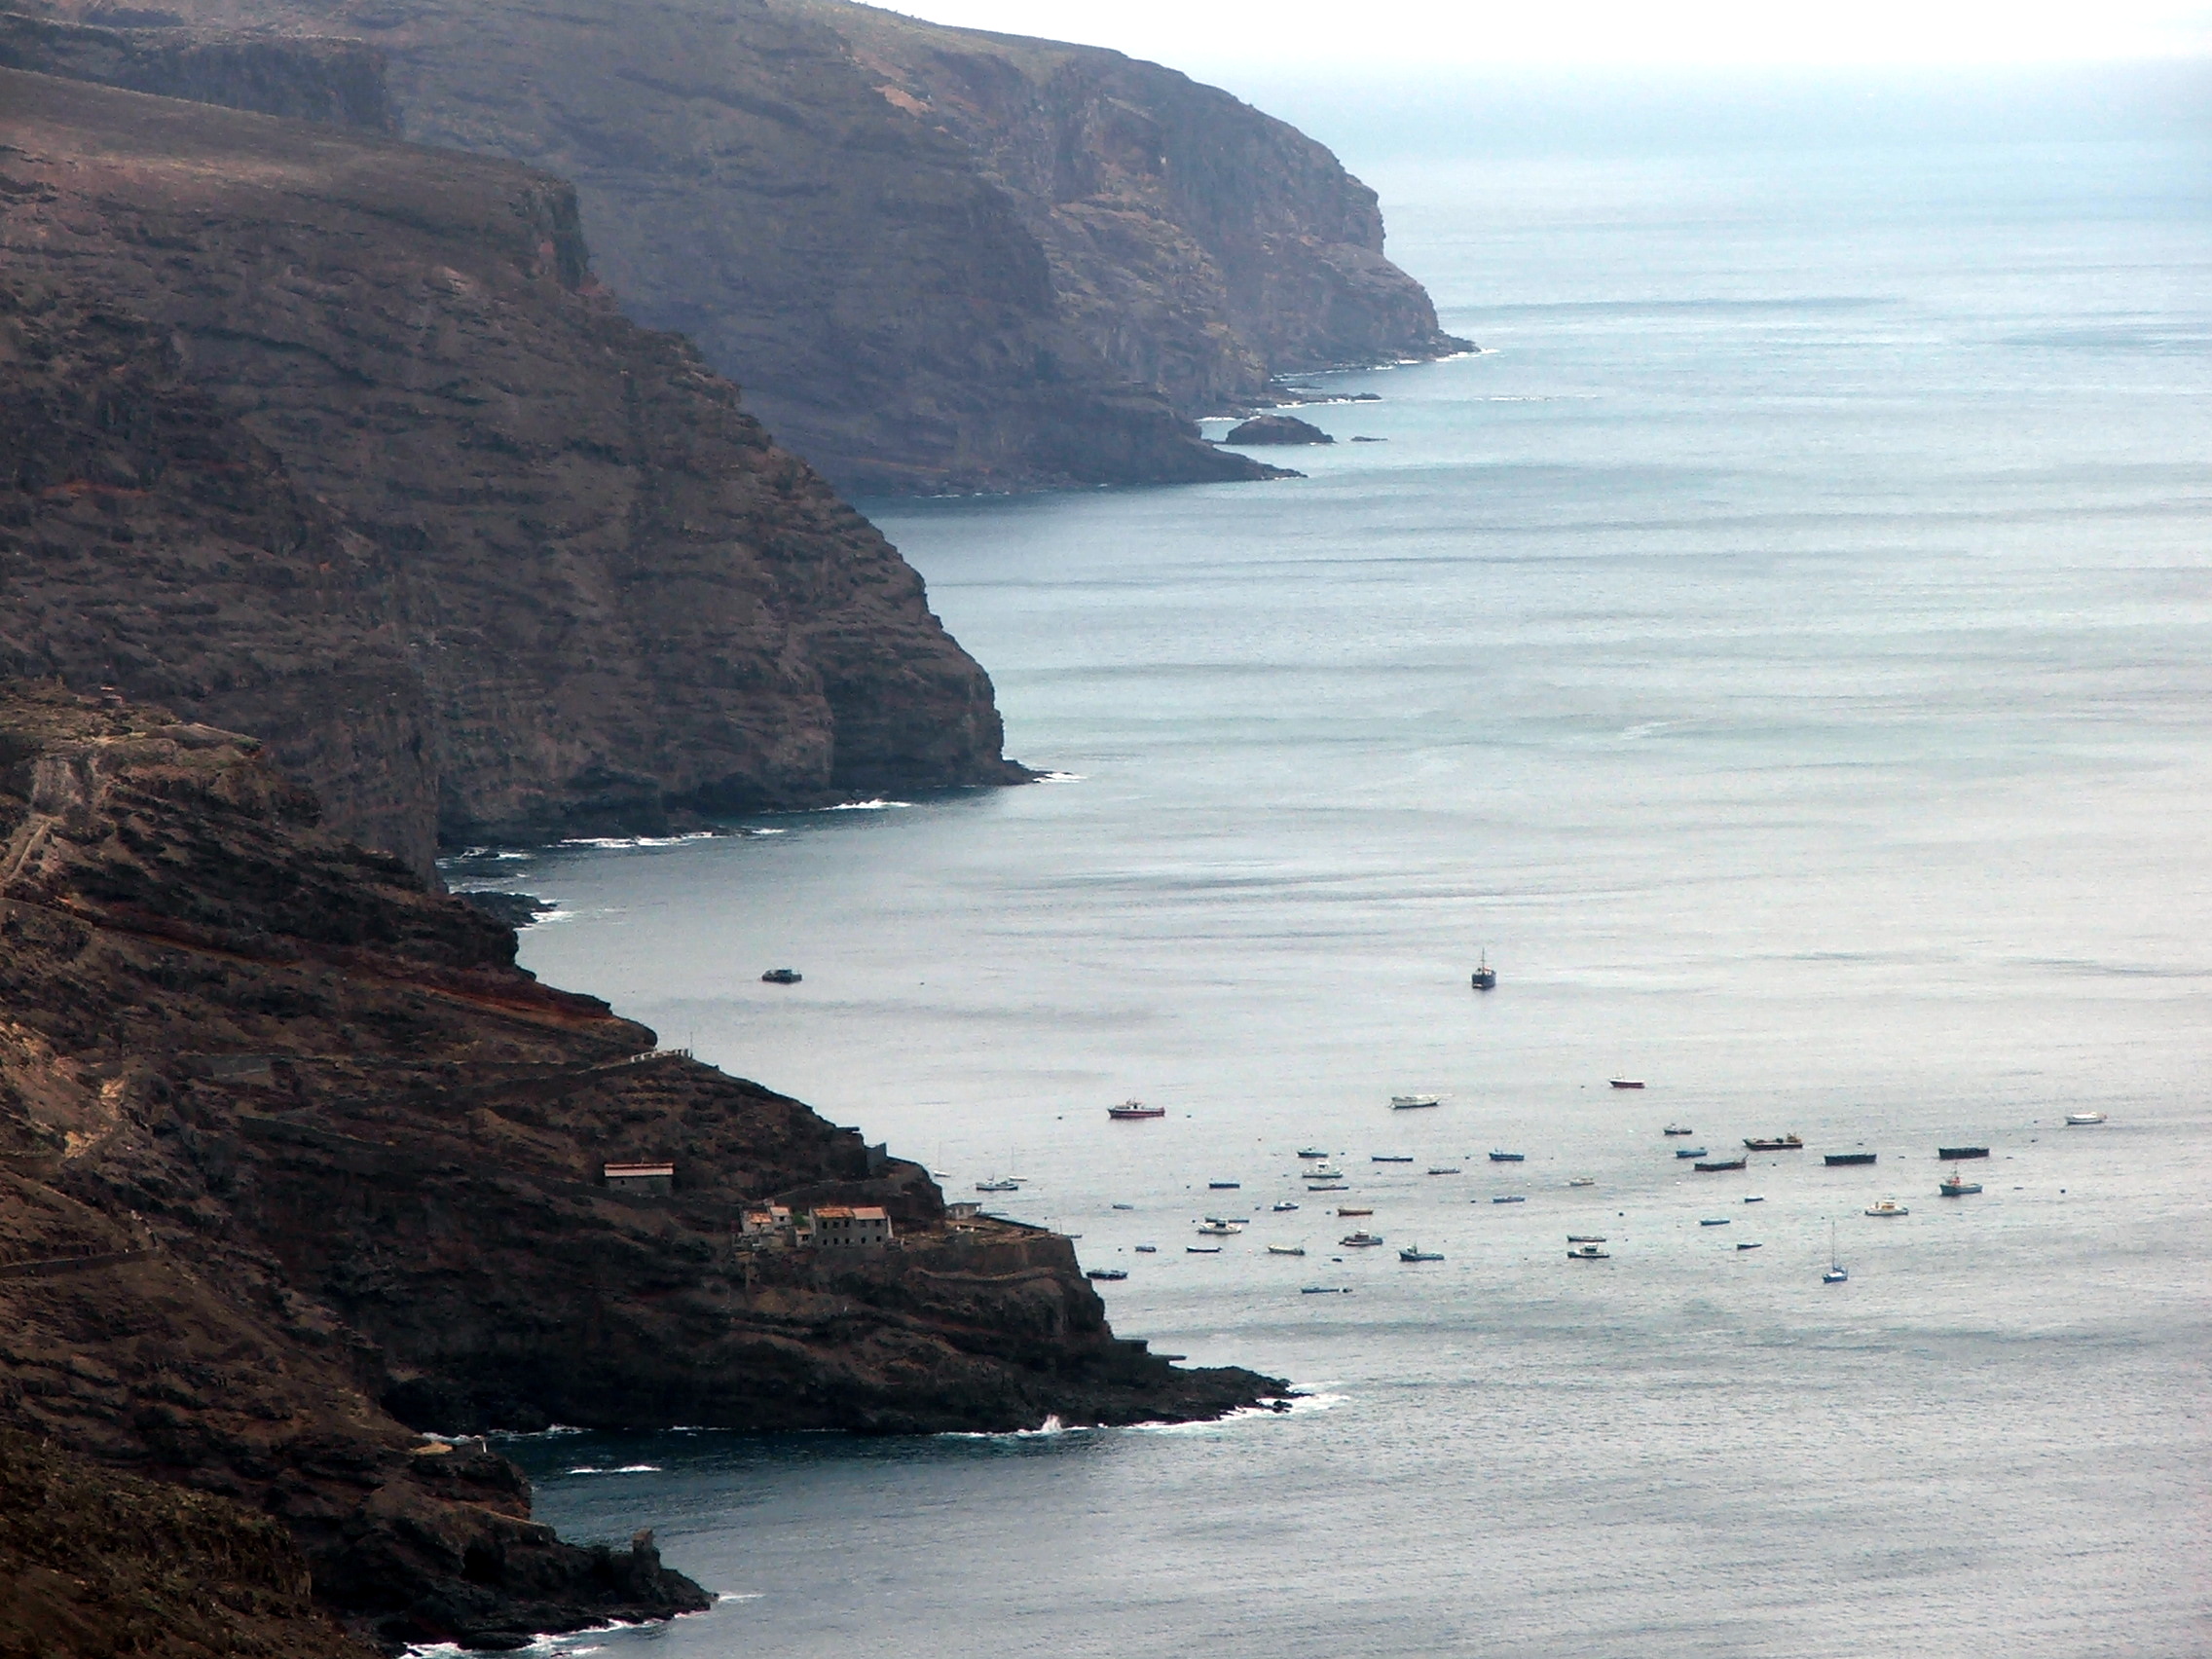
[0,69,1025,872]
[1225,414,1336,446]
[0,9,394,127]
[18,0,1458,492]
[0,683,1283,1641]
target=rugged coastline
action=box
[0,682,1282,1651]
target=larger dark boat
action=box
[1743,1135,1803,1151]
[1694,1157,1749,1171]
[1824,1152,1877,1166]
[1470,949,1497,991]
[1937,1145,1989,1160]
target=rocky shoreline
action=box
[0,683,1284,1653]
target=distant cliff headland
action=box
[0,684,1284,1653]
[9,0,1466,494]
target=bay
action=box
[471,118,2212,1658]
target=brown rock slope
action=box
[0,683,1281,1638]
[0,68,1024,874]
[18,0,1456,491]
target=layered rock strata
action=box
[0,683,1281,1643]
[17,0,1458,491]
[0,69,1024,872]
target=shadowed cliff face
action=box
[14,0,1445,492]
[0,69,1026,870]
[0,683,1282,1641]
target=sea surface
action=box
[461,110,2212,1658]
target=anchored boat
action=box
[1108,1100,1165,1120]
[1694,1157,1748,1172]
[1391,1093,1442,1110]
[1743,1134,1803,1151]
[1937,1145,1990,1160]
[1825,1152,1877,1166]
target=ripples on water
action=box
[483,116,2212,1658]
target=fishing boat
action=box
[976,1177,1020,1193]
[1086,1268,1127,1280]
[1735,1241,1762,1251]
[1303,1164,1344,1180]
[1492,1195,1527,1204]
[1340,1231,1385,1247]
[1824,1152,1877,1166]
[1567,1235,1607,1243]
[1195,1222,1240,1236]
[1938,1170,1982,1197]
[1337,1206,1373,1218]
[1700,1218,1730,1227]
[1301,1285,1351,1295]
[1864,1197,1909,1218]
[1694,1157,1748,1172]
[1267,1243,1308,1257]
[2065,1112,2107,1125]
[1271,1200,1300,1212]
[1390,1093,1442,1110]
[1743,1134,1803,1151]
[1470,954,1496,991]
[1567,1242,1610,1259]
[1296,1147,1331,1159]
[1610,1080,1645,1089]
[1187,1245,1222,1254]
[1663,1124,1695,1135]
[1937,1145,1990,1160]
[1427,1165,1463,1176]
[1823,1223,1848,1282]
[1399,1245,1445,1262]
[1675,1147,1708,1159]
[1488,1151,1526,1162]
[760,967,802,984]
[1567,1176,1596,1188]
[1372,1155,1416,1163]
[1108,1100,1165,1120]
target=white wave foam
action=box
[1035,770,1087,783]
[564,1463,663,1475]
[825,798,912,811]
[488,1423,588,1438]
[717,1593,765,1603]
[559,832,716,850]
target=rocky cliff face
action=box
[0,69,1025,871]
[0,683,1281,1644]
[18,0,1455,492]
[0,8,393,127]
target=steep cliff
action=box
[0,682,1281,1641]
[17,0,1454,492]
[0,69,1025,871]
[0,9,393,127]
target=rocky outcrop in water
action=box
[0,69,1024,873]
[1226,414,1335,445]
[18,0,1459,492]
[0,682,1282,1645]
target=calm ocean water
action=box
[466,116,2211,1657]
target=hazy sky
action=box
[883,0,2212,71]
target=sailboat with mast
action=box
[1823,1222,1848,1284]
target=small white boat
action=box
[1195,1221,1241,1236]
[1567,1242,1610,1259]
[1107,1099,1165,1120]
[1340,1231,1385,1247]
[1864,1197,1910,1218]
[1268,1243,1308,1257]
[1302,1164,1344,1180]
[1398,1245,1444,1262]
[1567,1176,1596,1188]
[976,1177,1020,1193]
[1390,1094,1442,1109]
[1823,1222,1848,1283]
[1271,1200,1300,1212]
[2064,1112,2107,1125]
